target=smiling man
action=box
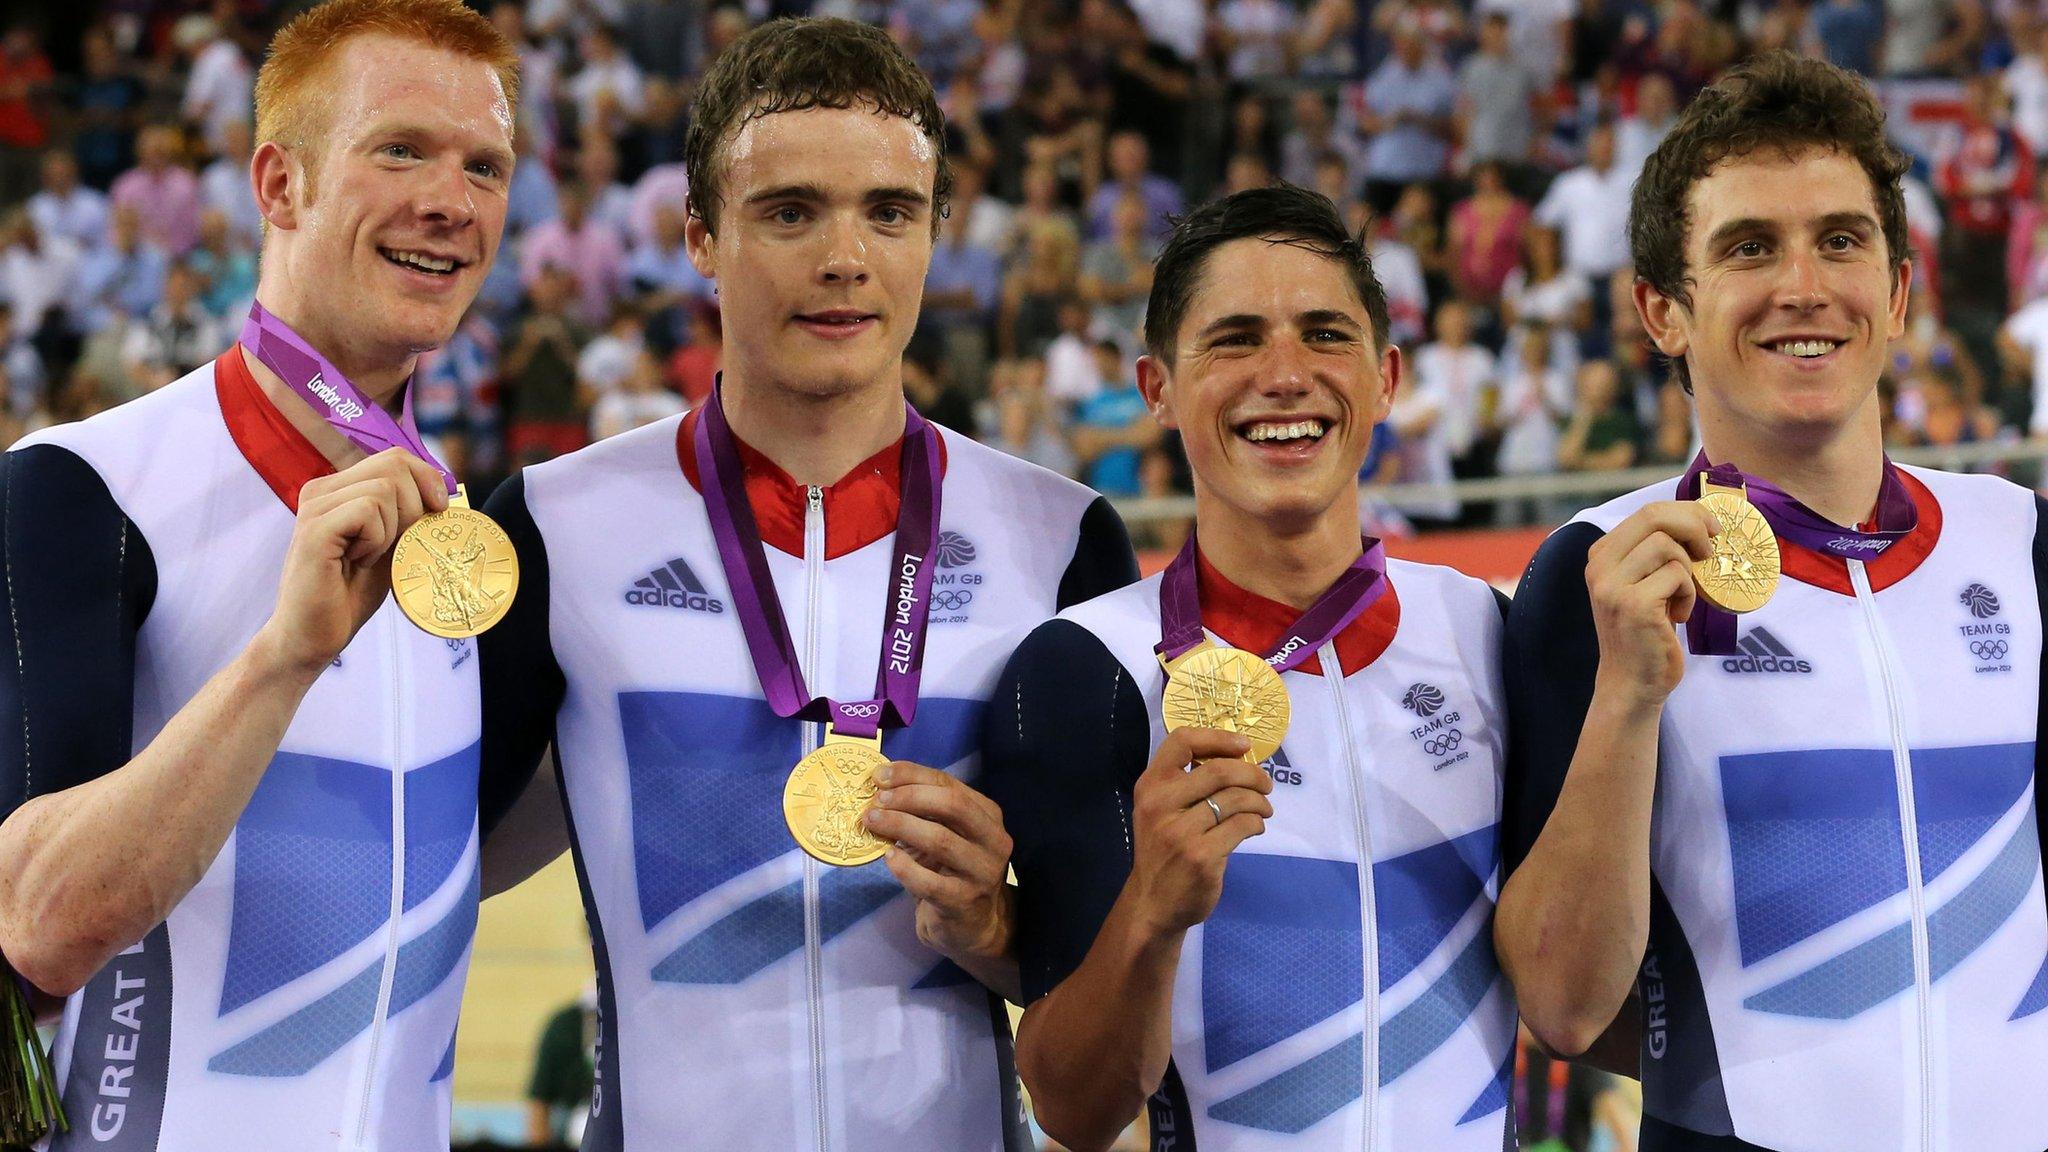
[1498,53,2048,1151]
[474,17,1135,1151]
[982,185,1516,1152]
[0,1,519,1148]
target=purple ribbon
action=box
[1154,534,1390,674]
[237,301,456,494]
[694,383,943,740]
[1678,450,1918,655]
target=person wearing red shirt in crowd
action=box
[0,25,56,206]
[1938,72,2035,325]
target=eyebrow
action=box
[742,183,932,209]
[1194,309,1364,340]
[1704,210,1881,253]
[360,122,513,173]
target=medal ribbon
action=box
[237,301,457,495]
[1154,533,1390,674]
[695,382,944,740]
[1677,449,1917,654]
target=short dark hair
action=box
[1143,184,1391,365]
[1630,51,1910,391]
[683,17,951,236]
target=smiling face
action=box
[1636,148,1909,450]
[255,34,513,373]
[1138,237,1398,535]
[685,104,937,404]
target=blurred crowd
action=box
[6,0,2048,536]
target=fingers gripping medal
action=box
[694,384,946,867]
[1690,475,1780,614]
[1154,535,1390,765]
[239,302,518,637]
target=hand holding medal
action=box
[1689,476,1780,615]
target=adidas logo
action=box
[625,558,725,613]
[1721,627,1812,674]
[1261,746,1302,785]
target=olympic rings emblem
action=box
[839,702,882,719]
[1971,639,2009,661]
[1423,730,1463,757]
[933,589,974,612]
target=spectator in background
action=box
[983,357,1079,477]
[1503,224,1592,377]
[1070,341,1159,497]
[502,263,592,464]
[415,305,502,483]
[177,9,253,154]
[1088,130,1182,243]
[627,157,689,247]
[120,261,222,389]
[626,203,713,352]
[1010,162,1075,263]
[0,207,81,351]
[1446,161,1529,314]
[1215,0,1298,84]
[950,157,1016,257]
[0,301,45,419]
[200,119,262,250]
[1368,215,1430,348]
[506,123,561,235]
[70,29,146,191]
[1615,71,1677,180]
[577,303,646,403]
[1359,27,1456,212]
[1478,0,1574,85]
[521,180,627,328]
[1221,95,1282,183]
[111,125,203,258]
[526,990,596,1149]
[185,208,256,319]
[1001,216,1081,358]
[1457,13,1540,178]
[0,25,54,206]
[567,25,645,142]
[895,0,984,88]
[1370,0,1466,63]
[1043,302,1105,410]
[1555,358,1639,472]
[1646,378,1696,466]
[27,150,109,252]
[1280,90,1361,194]
[70,202,167,338]
[1079,190,1158,354]
[1941,72,2033,326]
[590,346,684,441]
[1493,322,1572,518]
[1812,0,1884,76]
[664,300,719,407]
[922,167,1005,392]
[2011,21,2048,156]
[577,136,635,237]
[903,342,979,431]
[1410,299,1498,488]
[1534,122,1633,307]
[1884,0,1984,78]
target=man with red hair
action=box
[0,1,523,1147]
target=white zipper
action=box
[353,609,409,1150]
[1848,560,1932,1152]
[1324,646,1378,1152]
[801,484,830,1152]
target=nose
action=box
[817,213,871,286]
[1259,334,1317,397]
[416,157,477,230]
[1775,246,1829,312]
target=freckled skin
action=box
[254,34,515,383]
[685,105,938,408]
[1138,237,1401,542]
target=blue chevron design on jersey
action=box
[1202,854,1361,1073]
[1746,816,2038,1019]
[210,863,479,1076]
[1377,928,1498,1086]
[1207,1033,1361,1134]
[2012,956,2048,1021]
[623,692,986,935]
[219,743,479,1016]
[1374,824,1498,993]
[651,864,899,984]
[1458,1049,1512,1125]
[1723,743,2034,969]
[432,1030,457,1083]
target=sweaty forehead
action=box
[1685,149,1883,248]
[1183,238,1367,330]
[323,36,513,145]
[720,105,936,194]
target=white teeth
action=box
[1243,419,1327,443]
[385,249,456,273]
[1775,339,1837,358]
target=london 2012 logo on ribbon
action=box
[931,531,980,623]
[1957,583,2012,673]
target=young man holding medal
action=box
[0,0,523,1147]
[981,184,1516,1152]
[472,17,1136,1151]
[1498,53,2048,1151]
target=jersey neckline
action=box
[1777,467,1943,595]
[1192,545,1401,678]
[676,404,950,560]
[216,344,334,512]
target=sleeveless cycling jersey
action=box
[476,407,1135,1151]
[982,554,1516,1152]
[0,352,492,1151]
[1506,465,2048,1152]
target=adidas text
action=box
[1720,654,1811,674]
[625,589,725,612]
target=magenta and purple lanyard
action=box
[1678,449,1917,655]
[237,300,458,496]
[1153,533,1391,673]
[693,383,944,741]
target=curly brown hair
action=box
[682,17,951,237]
[1630,52,1910,389]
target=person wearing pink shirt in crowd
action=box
[518,178,626,327]
[109,125,205,258]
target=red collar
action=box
[1779,468,1943,596]
[1193,547,1400,678]
[216,345,333,512]
[676,405,948,560]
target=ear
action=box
[1887,257,1915,342]
[684,211,718,281]
[1369,343,1402,425]
[1135,354,1180,429]
[1634,276,1691,361]
[250,141,299,232]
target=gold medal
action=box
[391,485,520,639]
[1692,481,1780,614]
[783,729,891,867]
[1160,643,1291,764]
